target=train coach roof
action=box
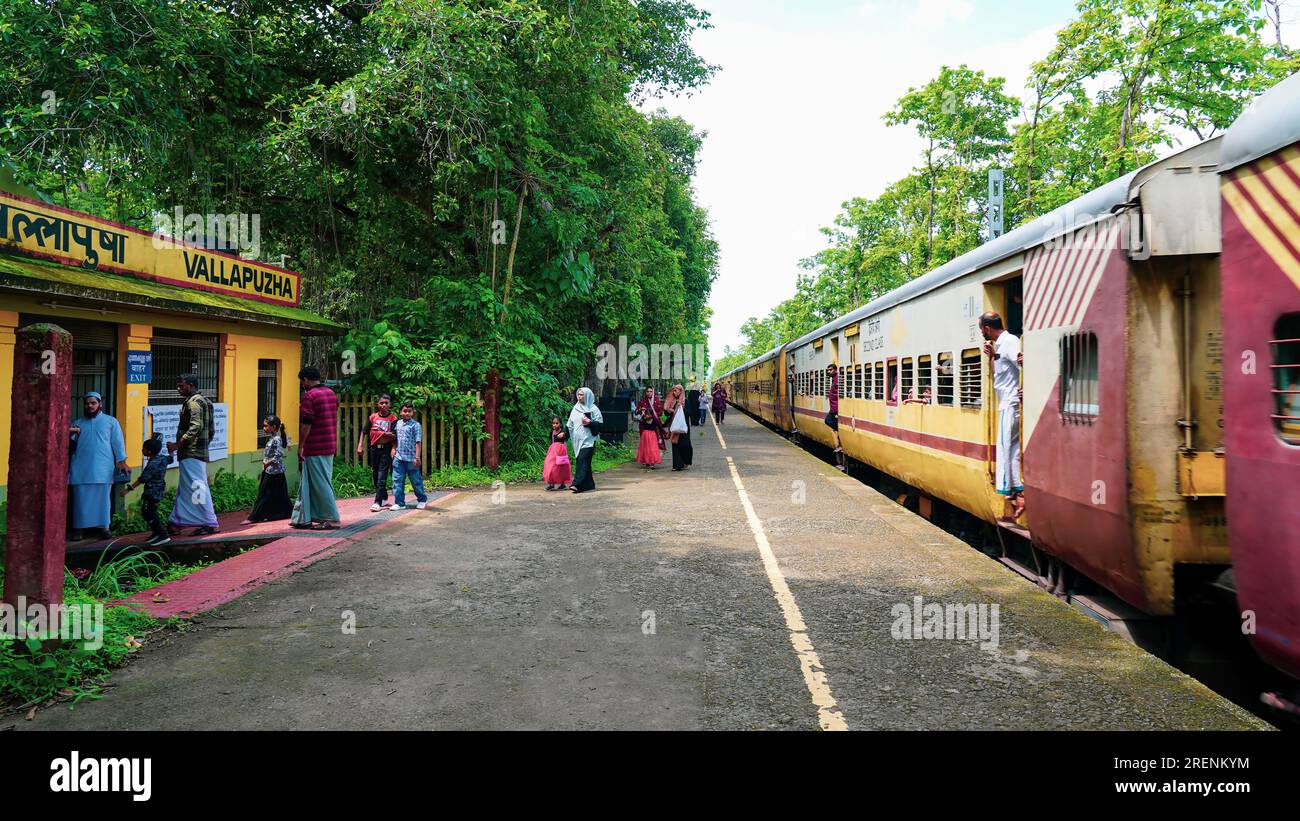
[1221,71,1300,173]
[783,169,1139,352]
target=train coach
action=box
[722,72,1300,701]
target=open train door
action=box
[979,273,1025,526]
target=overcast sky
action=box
[644,0,1293,357]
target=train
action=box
[718,72,1300,707]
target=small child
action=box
[358,394,398,512]
[120,437,171,546]
[389,402,429,510]
[698,389,711,426]
[542,416,572,490]
[245,415,293,523]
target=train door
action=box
[981,274,1025,517]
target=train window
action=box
[839,366,846,399]
[1060,331,1099,422]
[887,359,899,405]
[1272,313,1300,445]
[855,363,864,399]
[901,358,913,402]
[960,349,982,408]
[875,362,884,400]
[917,355,932,403]
[937,352,954,405]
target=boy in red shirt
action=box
[357,393,398,512]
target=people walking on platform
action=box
[980,311,1025,519]
[357,394,398,512]
[292,366,341,529]
[543,416,572,490]
[635,386,664,468]
[390,402,429,509]
[686,383,702,426]
[663,383,693,471]
[120,437,170,546]
[825,364,846,472]
[168,374,219,536]
[68,390,128,540]
[698,387,711,426]
[711,383,727,425]
[245,415,293,523]
[567,387,603,493]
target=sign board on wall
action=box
[0,192,300,306]
[142,403,229,466]
[126,351,152,384]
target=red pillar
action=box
[484,368,501,469]
[3,324,73,611]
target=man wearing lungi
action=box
[68,391,128,540]
[292,366,341,529]
[980,312,1025,519]
[167,373,219,535]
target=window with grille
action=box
[917,355,932,403]
[960,348,982,408]
[256,359,279,445]
[150,331,219,405]
[855,363,864,399]
[937,352,954,405]
[1060,331,1099,422]
[875,362,884,400]
[839,367,846,399]
[1271,313,1300,445]
[901,358,913,401]
[887,359,899,405]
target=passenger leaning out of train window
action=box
[825,364,847,472]
[981,311,1025,520]
[903,387,932,404]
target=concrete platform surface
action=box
[19,412,1270,730]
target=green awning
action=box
[0,252,345,335]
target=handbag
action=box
[669,407,688,434]
[555,449,570,465]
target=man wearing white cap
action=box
[68,391,128,540]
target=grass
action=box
[0,551,215,709]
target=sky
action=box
[639,0,1251,357]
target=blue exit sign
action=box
[126,350,152,384]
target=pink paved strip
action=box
[110,492,459,618]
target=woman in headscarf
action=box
[711,382,728,425]
[634,386,664,469]
[662,383,694,471]
[567,387,604,493]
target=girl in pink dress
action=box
[635,387,664,468]
[542,416,572,490]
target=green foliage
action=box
[0,569,159,706]
[0,0,719,461]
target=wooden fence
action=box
[335,394,483,470]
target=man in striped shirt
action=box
[292,366,341,529]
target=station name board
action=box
[0,192,299,307]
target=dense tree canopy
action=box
[1,0,720,460]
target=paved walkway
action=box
[20,412,1269,730]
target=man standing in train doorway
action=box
[980,312,1025,519]
[825,363,846,472]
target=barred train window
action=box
[959,349,982,408]
[1060,331,1099,422]
[937,352,954,405]
[901,358,913,401]
[1273,313,1300,445]
[855,363,864,399]
[887,360,899,404]
[917,355,932,402]
[874,362,884,400]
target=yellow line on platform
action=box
[719,431,846,730]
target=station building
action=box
[0,188,344,506]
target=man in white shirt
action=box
[980,312,1024,519]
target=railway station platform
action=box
[17,410,1269,730]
